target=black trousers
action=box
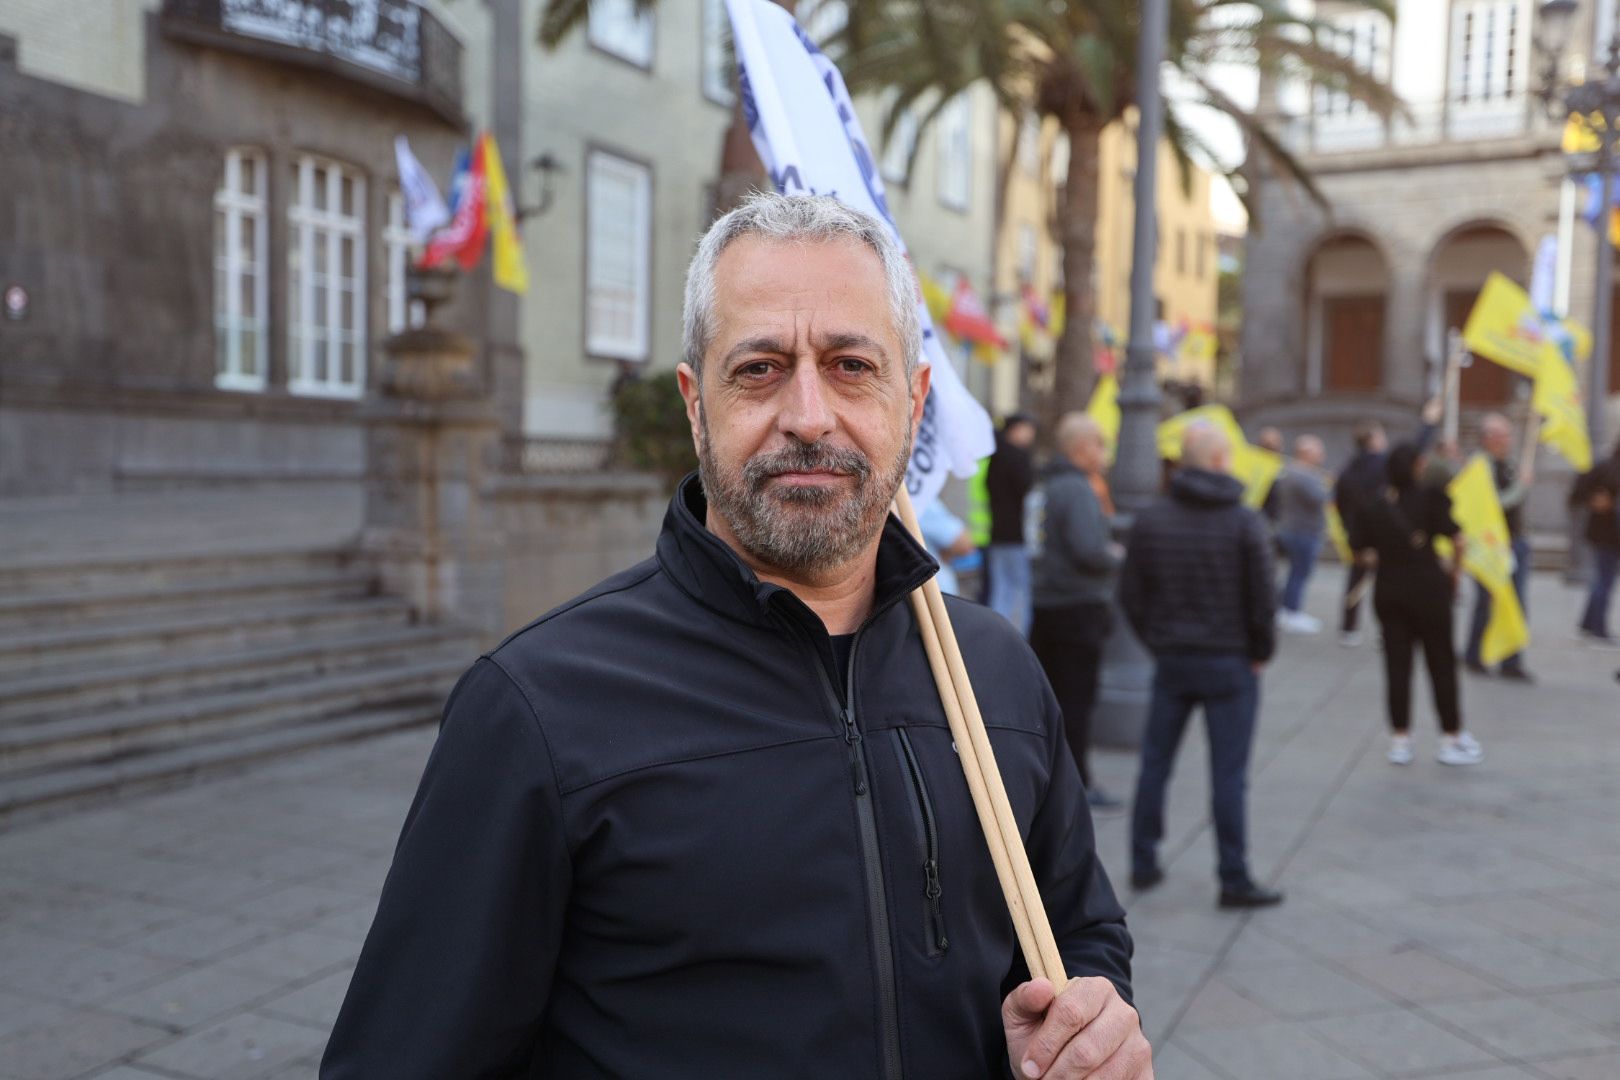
[1030,600,1113,789]
[1374,586,1461,735]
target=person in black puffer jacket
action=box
[1120,423,1282,909]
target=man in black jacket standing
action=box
[321,194,1145,1080]
[985,412,1038,634]
[1121,424,1282,909]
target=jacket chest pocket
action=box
[890,727,949,958]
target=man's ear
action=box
[908,361,932,440]
[677,362,703,456]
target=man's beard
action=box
[698,415,912,576]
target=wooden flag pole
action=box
[892,486,1069,987]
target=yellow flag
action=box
[919,272,953,326]
[1325,502,1353,563]
[1462,273,1551,376]
[481,133,529,295]
[1048,291,1065,341]
[1534,348,1593,472]
[1156,404,1281,509]
[1086,374,1120,461]
[1447,456,1529,666]
[1563,111,1603,154]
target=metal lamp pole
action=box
[1092,0,1168,749]
[1114,0,1169,514]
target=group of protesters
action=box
[914,394,1620,912]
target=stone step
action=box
[0,648,471,779]
[0,568,379,629]
[0,546,355,597]
[0,624,465,724]
[0,595,416,677]
[0,702,440,826]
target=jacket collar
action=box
[656,472,938,632]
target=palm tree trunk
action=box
[1046,113,1105,436]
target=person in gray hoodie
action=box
[1029,412,1126,811]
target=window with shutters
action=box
[1017,224,1037,285]
[586,150,652,363]
[589,0,655,69]
[1018,111,1040,175]
[214,149,268,392]
[701,0,733,106]
[1313,12,1389,118]
[936,92,972,212]
[288,155,367,398]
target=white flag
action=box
[394,135,451,245]
[724,0,995,512]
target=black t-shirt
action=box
[829,633,856,696]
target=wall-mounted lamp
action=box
[516,152,563,222]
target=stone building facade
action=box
[0,0,491,496]
[1239,0,1620,521]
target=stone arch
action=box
[1425,221,1532,406]
[1301,228,1393,396]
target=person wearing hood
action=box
[1120,423,1283,909]
[1029,413,1126,813]
[1347,442,1484,767]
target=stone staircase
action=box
[0,546,478,823]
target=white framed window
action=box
[1449,1,1532,137]
[937,91,972,212]
[589,0,655,69]
[879,90,920,185]
[384,191,424,335]
[1600,1,1619,55]
[586,149,652,362]
[701,0,733,105]
[288,155,367,398]
[1313,13,1389,117]
[214,149,268,392]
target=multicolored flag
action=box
[421,143,488,271]
[943,276,1008,350]
[480,133,529,294]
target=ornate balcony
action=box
[162,0,462,125]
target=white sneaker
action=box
[1339,630,1363,648]
[1437,733,1484,766]
[1278,610,1323,634]
[1387,736,1414,766]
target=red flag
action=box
[421,138,489,270]
[943,276,1007,348]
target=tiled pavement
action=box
[1,571,1617,1079]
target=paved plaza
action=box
[1,571,1617,1079]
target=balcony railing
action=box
[162,0,462,124]
[1274,95,1550,157]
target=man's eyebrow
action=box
[816,331,889,364]
[721,336,792,369]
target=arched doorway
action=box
[1305,234,1389,394]
[1427,224,1530,406]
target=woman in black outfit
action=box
[1348,442,1484,767]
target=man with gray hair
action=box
[1120,422,1282,909]
[323,194,1147,1079]
[1030,412,1126,812]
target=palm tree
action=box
[828,0,1400,428]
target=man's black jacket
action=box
[321,475,1132,1079]
[1119,468,1277,663]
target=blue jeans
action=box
[1277,530,1322,614]
[1465,535,1531,671]
[1581,545,1619,638]
[986,544,1032,637]
[1130,654,1260,891]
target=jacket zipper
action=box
[788,617,903,1080]
[895,727,949,958]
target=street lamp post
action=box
[1538,0,1618,454]
[1115,0,1170,515]
[1092,0,1168,748]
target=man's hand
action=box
[1003,976,1152,1078]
